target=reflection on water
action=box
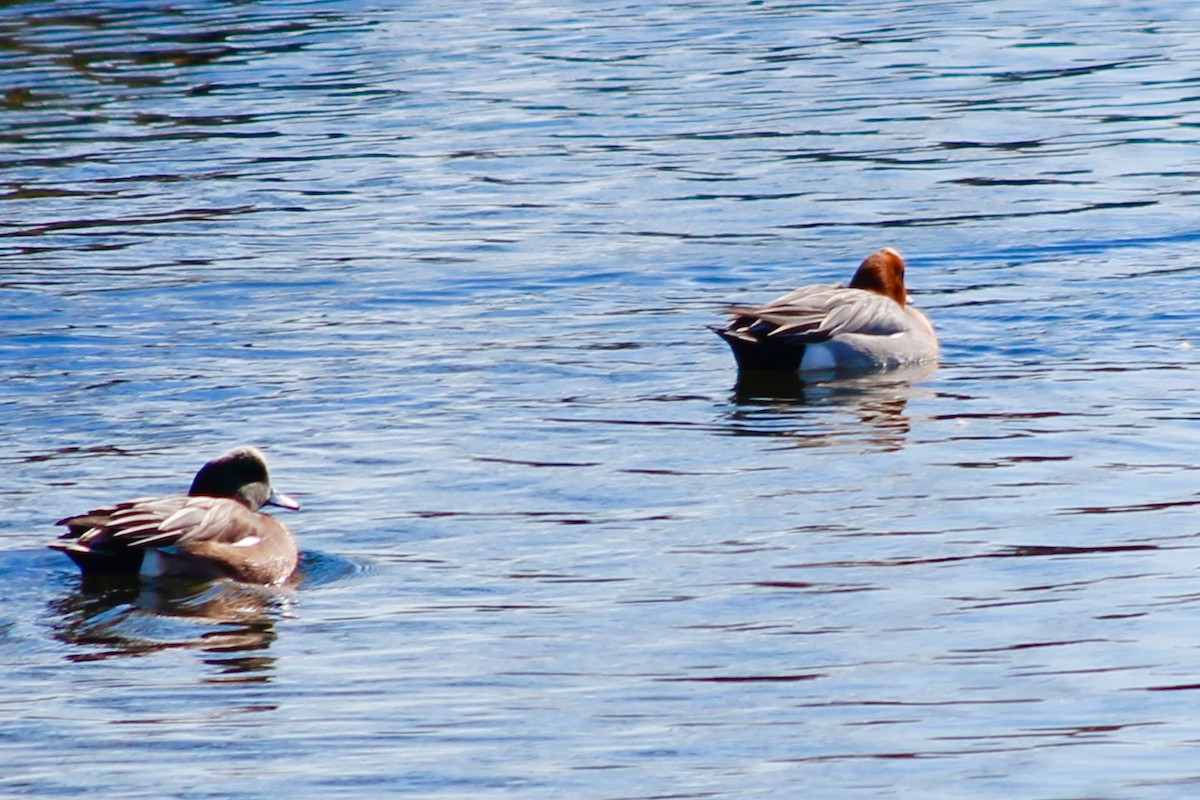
[49,576,286,678]
[726,362,938,451]
[46,550,357,673]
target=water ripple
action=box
[5,1,1200,798]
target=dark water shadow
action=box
[48,575,288,678]
[723,362,939,451]
[46,549,359,678]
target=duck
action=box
[714,247,938,373]
[52,446,301,585]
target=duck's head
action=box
[188,445,300,511]
[848,247,908,306]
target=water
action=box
[4,0,1200,796]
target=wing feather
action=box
[57,495,261,551]
[724,285,909,340]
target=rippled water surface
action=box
[5,1,1200,797]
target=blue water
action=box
[5,1,1200,797]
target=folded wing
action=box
[723,285,911,341]
[57,496,262,551]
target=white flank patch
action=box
[231,535,261,548]
[799,343,836,371]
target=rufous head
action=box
[848,247,908,305]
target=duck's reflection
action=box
[726,362,938,451]
[49,574,292,680]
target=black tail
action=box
[712,326,805,372]
[50,541,145,577]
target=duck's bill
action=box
[267,490,301,510]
